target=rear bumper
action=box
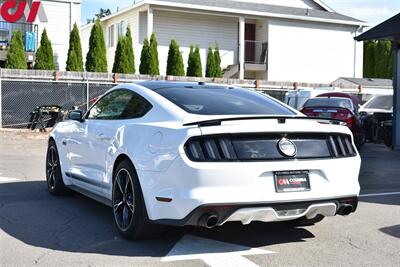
[139,154,361,221]
[153,196,358,227]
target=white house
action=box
[81,0,366,83]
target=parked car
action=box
[359,95,393,143]
[300,95,365,147]
[284,87,342,110]
[47,82,361,240]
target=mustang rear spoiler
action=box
[183,116,347,127]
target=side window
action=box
[87,90,152,120]
[120,92,153,119]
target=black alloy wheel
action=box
[112,160,165,240]
[46,141,68,195]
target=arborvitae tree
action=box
[193,46,203,77]
[187,45,202,77]
[205,44,216,78]
[149,33,159,75]
[186,45,195,76]
[5,31,26,69]
[113,37,128,73]
[124,25,135,74]
[66,23,84,71]
[85,19,108,72]
[34,29,56,70]
[214,42,222,78]
[139,38,151,74]
[363,41,376,78]
[166,39,185,76]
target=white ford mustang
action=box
[47,81,361,239]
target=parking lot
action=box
[0,130,399,267]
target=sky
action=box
[82,0,400,27]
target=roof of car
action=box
[136,81,235,90]
[317,92,360,107]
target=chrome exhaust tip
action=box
[198,213,219,228]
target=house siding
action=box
[151,10,238,76]
[267,19,363,83]
[82,9,238,75]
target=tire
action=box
[112,160,165,240]
[46,140,68,195]
[288,215,325,227]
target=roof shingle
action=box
[153,0,364,24]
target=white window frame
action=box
[108,24,115,47]
[118,20,126,38]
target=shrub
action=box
[149,33,160,75]
[186,45,194,76]
[112,37,129,73]
[187,45,202,77]
[85,19,108,72]
[139,37,151,74]
[205,44,215,78]
[214,42,222,78]
[124,25,135,74]
[34,29,56,70]
[5,31,26,69]
[166,39,185,76]
[66,23,84,71]
[193,46,203,77]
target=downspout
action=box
[353,26,363,78]
[69,1,73,32]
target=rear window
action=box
[154,87,295,116]
[364,95,393,110]
[303,98,353,110]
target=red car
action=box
[300,93,365,147]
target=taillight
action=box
[328,135,356,157]
[300,109,314,116]
[345,115,356,128]
[185,134,357,162]
[186,137,237,161]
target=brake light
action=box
[345,116,356,128]
[300,108,314,117]
[185,134,356,162]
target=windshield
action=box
[364,95,393,110]
[155,87,296,116]
[303,98,353,110]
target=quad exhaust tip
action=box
[199,213,219,228]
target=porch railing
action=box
[0,21,39,52]
[244,40,268,65]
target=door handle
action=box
[96,133,111,142]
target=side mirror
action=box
[69,110,84,122]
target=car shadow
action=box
[380,225,400,239]
[358,144,400,206]
[0,181,315,257]
[359,195,400,206]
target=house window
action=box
[118,21,126,37]
[108,24,115,47]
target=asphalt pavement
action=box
[0,130,399,267]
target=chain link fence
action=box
[0,77,293,129]
[0,80,115,129]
